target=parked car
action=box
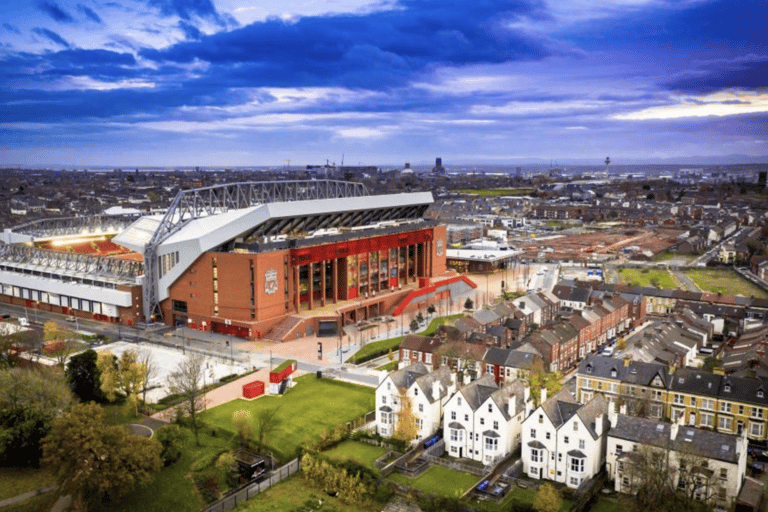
[65,315,77,322]
[603,346,615,357]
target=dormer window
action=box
[586,364,593,374]
[611,368,617,377]
[458,397,462,406]
[724,383,731,393]
[758,390,764,399]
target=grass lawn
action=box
[388,466,480,497]
[590,497,622,512]
[232,473,381,512]
[471,485,572,512]
[348,314,463,364]
[322,440,388,472]
[0,467,55,501]
[0,492,58,512]
[618,267,677,289]
[653,252,697,262]
[375,361,398,372]
[102,402,142,425]
[201,376,374,463]
[683,269,768,298]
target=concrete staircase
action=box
[264,315,305,342]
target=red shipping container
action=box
[242,381,264,399]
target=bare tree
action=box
[254,407,280,454]
[137,349,158,406]
[168,354,206,446]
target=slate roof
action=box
[670,368,722,398]
[575,394,609,440]
[400,334,445,354]
[609,414,743,464]
[474,308,500,326]
[540,387,580,428]
[387,362,429,390]
[458,373,498,412]
[413,365,453,404]
[578,354,671,388]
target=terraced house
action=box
[576,356,768,442]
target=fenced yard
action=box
[201,376,374,463]
[388,465,481,496]
[322,440,389,472]
[683,268,768,298]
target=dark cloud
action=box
[146,0,224,24]
[2,23,21,34]
[662,54,768,94]
[37,1,76,23]
[77,4,103,23]
[140,0,550,89]
[178,21,202,40]
[32,27,71,47]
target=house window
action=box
[750,422,764,437]
[451,411,456,420]
[573,422,578,431]
[674,394,684,405]
[564,436,569,444]
[382,396,386,404]
[621,476,630,488]
[465,414,469,421]
[485,437,498,451]
[579,439,585,450]
[531,429,536,439]
[493,421,499,430]
[450,429,462,442]
[650,404,663,418]
[718,416,732,431]
[419,404,424,413]
[751,407,764,419]
[690,397,696,407]
[569,476,581,487]
[701,399,714,411]
[720,402,732,414]
[720,468,727,479]
[530,448,541,463]
[488,403,493,413]
[570,457,585,473]
[414,387,418,396]
[700,413,714,428]
[739,405,745,415]
[616,445,623,455]
[480,418,485,425]
[458,397,462,406]
[546,432,551,440]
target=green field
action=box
[232,473,381,512]
[618,267,677,289]
[388,465,480,496]
[322,440,388,471]
[201,376,374,463]
[683,269,768,298]
[652,252,697,263]
[458,188,534,196]
[0,467,54,502]
[348,314,463,364]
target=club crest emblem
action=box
[436,239,445,257]
[265,269,278,294]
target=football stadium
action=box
[0,181,475,341]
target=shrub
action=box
[155,424,186,466]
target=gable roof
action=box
[578,354,671,388]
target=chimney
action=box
[433,380,441,399]
[595,413,604,437]
[619,403,627,416]
[608,399,618,428]
[508,396,517,417]
[540,386,547,404]
[670,421,679,441]
[519,301,525,310]
[623,355,631,367]
[524,384,531,403]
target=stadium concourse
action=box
[0,180,475,345]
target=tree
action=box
[168,354,206,445]
[409,319,419,332]
[416,312,425,324]
[464,298,474,310]
[155,424,186,466]
[392,389,419,444]
[0,324,37,368]
[0,367,75,466]
[42,402,162,509]
[254,407,280,454]
[137,349,158,406]
[66,349,106,403]
[529,359,562,406]
[533,483,562,512]
[96,350,148,413]
[43,321,76,366]
[427,305,436,315]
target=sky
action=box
[0,0,766,167]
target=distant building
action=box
[432,157,446,175]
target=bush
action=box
[155,424,186,466]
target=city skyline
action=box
[1,0,766,166]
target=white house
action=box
[443,374,533,465]
[522,387,609,488]
[607,412,747,510]
[375,363,454,441]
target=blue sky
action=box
[1,0,766,166]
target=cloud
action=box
[2,23,21,35]
[37,1,76,23]
[146,0,224,24]
[178,21,202,40]
[139,0,552,89]
[77,4,103,23]
[662,54,768,94]
[32,28,71,48]
[613,91,768,120]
